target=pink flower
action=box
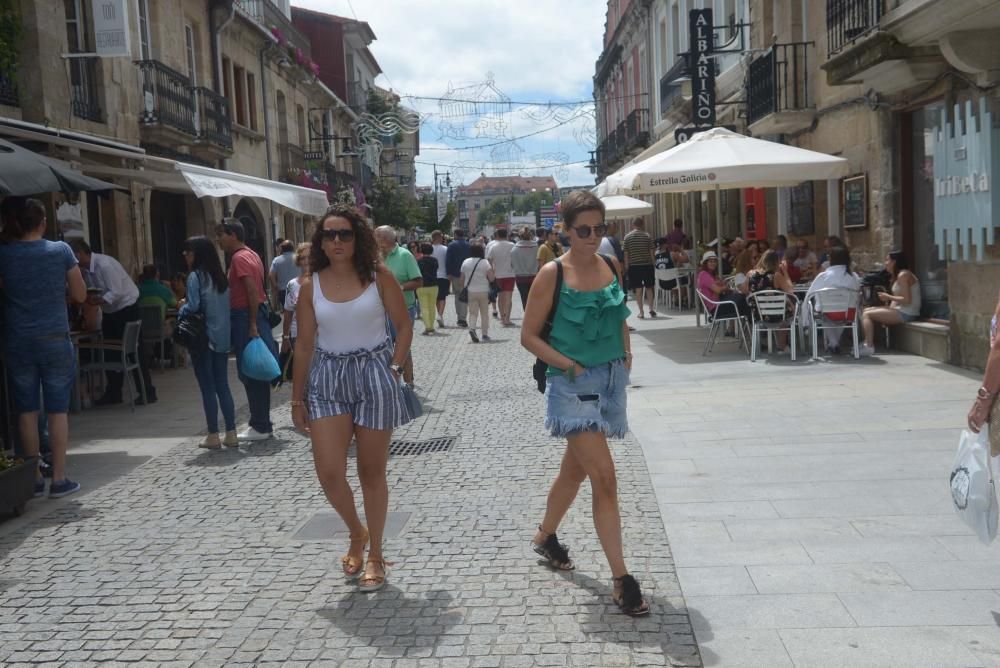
[295,48,305,65]
[309,60,320,76]
[270,27,286,45]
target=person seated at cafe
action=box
[773,234,788,260]
[137,264,177,319]
[655,237,678,291]
[793,240,819,280]
[819,235,842,271]
[860,250,921,357]
[697,251,748,319]
[731,246,757,295]
[664,218,686,246]
[781,245,803,282]
[805,245,860,355]
[747,249,795,351]
[170,272,188,303]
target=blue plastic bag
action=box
[241,336,280,381]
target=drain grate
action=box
[389,436,457,456]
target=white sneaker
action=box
[859,343,875,357]
[237,427,272,442]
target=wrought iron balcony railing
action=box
[746,42,811,127]
[234,0,311,59]
[659,58,689,111]
[826,0,886,56]
[278,142,306,180]
[192,87,233,149]
[136,60,196,135]
[69,57,102,122]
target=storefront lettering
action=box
[689,9,716,127]
[935,172,990,197]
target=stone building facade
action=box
[595,0,1000,370]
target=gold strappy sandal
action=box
[358,557,391,592]
[341,528,369,580]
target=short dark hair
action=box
[419,242,433,255]
[560,190,605,228]
[140,264,159,281]
[673,218,683,228]
[536,227,546,238]
[453,228,466,239]
[497,228,508,239]
[828,246,850,267]
[9,198,46,239]
[68,238,92,255]
[216,218,245,242]
[431,230,443,240]
[469,243,485,259]
[280,240,294,252]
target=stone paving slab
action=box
[0,306,701,667]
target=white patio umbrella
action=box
[600,194,654,220]
[601,126,850,324]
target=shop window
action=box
[232,64,246,126]
[246,71,257,131]
[908,102,949,318]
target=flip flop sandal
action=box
[358,557,391,592]
[612,574,650,617]
[531,526,575,570]
[341,528,369,580]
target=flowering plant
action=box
[0,450,23,472]
[308,60,320,77]
[270,26,286,46]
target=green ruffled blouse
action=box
[546,278,631,376]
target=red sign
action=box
[743,188,767,240]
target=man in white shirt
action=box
[794,239,819,280]
[804,245,861,355]
[430,230,450,328]
[486,228,516,326]
[69,240,156,405]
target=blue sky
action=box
[293,0,608,190]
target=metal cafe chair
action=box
[696,289,749,356]
[806,287,862,359]
[748,290,800,362]
[654,267,685,310]
[138,303,170,370]
[78,320,147,412]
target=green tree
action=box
[369,179,421,230]
[0,0,21,78]
[477,198,508,229]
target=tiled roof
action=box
[455,174,559,195]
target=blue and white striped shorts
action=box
[306,342,413,430]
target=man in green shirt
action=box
[375,226,422,383]
[137,264,177,319]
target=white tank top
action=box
[312,278,388,354]
[892,277,921,317]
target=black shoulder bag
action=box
[532,255,620,393]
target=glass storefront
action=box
[910,102,949,319]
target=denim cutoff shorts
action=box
[545,358,630,439]
[5,334,77,413]
[897,310,918,323]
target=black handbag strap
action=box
[540,260,563,342]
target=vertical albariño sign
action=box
[689,8,715,128]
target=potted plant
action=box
[0,451,36,517]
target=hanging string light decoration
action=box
[437,73,513,140]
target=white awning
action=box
[175,162,328,216]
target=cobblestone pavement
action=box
[0,310,701,667]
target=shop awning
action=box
[174,162,328,217]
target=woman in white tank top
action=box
[291,205,414,592]
[861,250,921,356]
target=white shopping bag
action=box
[950,429,999,545]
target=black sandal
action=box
[612,574,650,616]
[531,526,575,570]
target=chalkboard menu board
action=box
[843,174,867,229]
[787,182,815,236]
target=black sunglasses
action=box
[570,223,608,239]
[321,228,355,242]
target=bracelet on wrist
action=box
[978,386,993,401]
[289,400,305,407]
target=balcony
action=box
[234,0,312,58]
[659,58,689,116]
[746,43,816,136]
[597,108,650,176]
[346,80,367,110]
[136,61,233,159]
[0,70,18,107]
[278,142,306,182]
[69,57,102,123]
[822,0,945,91]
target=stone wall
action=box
[948,261,1000,371]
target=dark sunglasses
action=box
[570,223,608,239]
[321,228,355,242]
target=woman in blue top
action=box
[520,190,649,616]
[179,236,236,449]
[0,198,87,498]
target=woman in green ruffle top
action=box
[520,190,650,617]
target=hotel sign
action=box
[932,98,999,262]
[92,0,130,57]
[689,8,715,127]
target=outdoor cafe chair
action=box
[806,287,862,359]
[696,289,749,356]
[78,320,148,411]
[654,267,685,310]
[138,303,170,370]
[747,290,800,362]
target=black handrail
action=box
[827,0,886,56]
[746,43,810,126]
[69,57,102,122]
[193,87,232,149]
[136,60,196,135]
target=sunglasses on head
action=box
[570,223,608,239]
[321,228,355,242]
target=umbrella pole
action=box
[715,185,723,279]
[690,192,701,327]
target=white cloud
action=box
[293,0,606,189]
